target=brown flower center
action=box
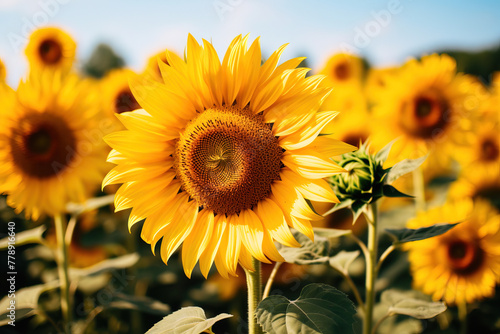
[446,239,483,275]
[38,38,63,65]
[115,88,140,114]
[341,132,368,148]
[10,113,76,178]
[334,62,350,81]
[473,186,500,211]
[175,107,282,215]
[479,137,499,162]
[400,94,450,139]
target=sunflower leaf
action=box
[145,306,232,334]
[256,283,357,334]
[0,281,59,326]
[385,155,427,184]
[279,231,330,265]
[386,223,459,244]
[382,184,414,198]
[313,227,352,240]
[0,225,46,250]
[69,253,140,279]
[106,293,170,315]
[374,138,398,163]
[381,289,446,319]
[329,250,360,274]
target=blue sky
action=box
[1,0,500,87]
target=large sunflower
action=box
[371,54,485,167]
[0,71,109,220]
[406,200,500,305]
[104,35,354,278]
[143,49,178,82]
[25,27,76,73]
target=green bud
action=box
[330,144,387,206]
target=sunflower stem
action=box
[54,213,72,333]
[363,203,378,334]
[413,167,426,212]
[458,301,468,334]
[244,257,263,334]
[262,261,282,299]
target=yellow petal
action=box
[238,209,270,264]
[281,150,346,179]
[255,197,301,247]
[270,193,314,241]
[116,109,179,140]
[181,209,215,278]
[280,168,339,203]
[215,215,241,277]
[271,180,322,221]
[238,245,255,272]
[159,198,199,265]
[199,214,228,278]
[278,111,339,151]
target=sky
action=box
[1,0,500,87]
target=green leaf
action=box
[278,231,330,265]
[0,225,46,250]
[70,253,140,279]
[374,138,398,163]
[66,194,115,215]
[0,281,59,326]
[256,283,356,334]
[385,155,427,184]
[107,293,170,315]
[328,250,360,274]
[381,289,446,319]
[312,228,352,240]
[382,184,413,198]
[386,223,458,244]
[145,306,232,334]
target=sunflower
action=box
[25,27,76,73]
[0,71,109,220]
[448,167,500,212]
[371,54,486,168]
[101,68,141,123]
[318,53,364,88]
[103,35,354,278]
[142,49,178,82]
[364,66,397,105]
[320,89,371,148]
[0,58,6,82]
[406,200,500,305]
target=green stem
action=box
[375,244,395,274]
[244,257,263,334]
[363,203,378,334]
[54,214,72,333]
[262,261,282,299]
[412,167,426,212]
[458,301,468,334]
[340,270,365,313]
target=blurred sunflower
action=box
[318,53,364,88]
[0,58,6,81]
[371,54,485,168]
[101,68,141,120]
[454,112,500,171]
[142,49,178,82]
[364,66,397,105]
[406,200,500,305]
[25,27,76,73]
[0,71,109,220]
[320,89,371,148]
[448,167,500,212]
[104,34,354,278]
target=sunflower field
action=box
[1,2,500,334]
